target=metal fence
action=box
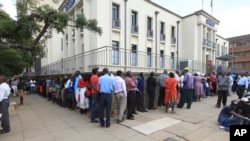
[36,46,242,76]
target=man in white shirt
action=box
[0,76,11,134]
[114,70,127,123]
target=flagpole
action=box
[202,0,204,9]
[211,0,213,15]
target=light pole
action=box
[176,21,180,70]
[155,11,159,73]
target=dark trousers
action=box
[236,85,245,99]
[127,91,136,118]
[0,99,10,132]
[217,90,228,106]
[91,93,99,121]
[136,91,146,111]
[148,89,155,109]
[158,86,165,107]
[99,94,112,127]
[178,89,193,109]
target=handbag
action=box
[168,95,175,108]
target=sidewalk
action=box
[1,93,235,141]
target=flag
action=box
[210,0,213,7]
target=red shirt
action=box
[90,74,99,94]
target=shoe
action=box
[127,117,135,120]
[215,105,220,108]
[91,119,99,123]
[117,119,123,124]
[106,124,110,128]
[100,124,105,127]
[143,110,148,112]
[133,112,138,115]
[0,130,9,134]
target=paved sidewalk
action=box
[0,93,235,141]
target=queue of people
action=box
[1,67,250,134]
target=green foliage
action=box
[0,49,33,76]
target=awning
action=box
[216,54,236,61]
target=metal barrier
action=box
[36,46,245,76]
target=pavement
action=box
[0,93,236,141]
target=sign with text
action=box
[230,125,250,141]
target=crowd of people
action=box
[1,67,250,134]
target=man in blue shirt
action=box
[218,100,250,130]
[237,72,249,99]
[98,68,115,128]
[136,73,147,112]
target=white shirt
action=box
[0,82,11,102]
[114,76,127,96]
[64,79,71,89]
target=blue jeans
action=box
[221,117,244,128]
[99,93,112,127]
[91,93,99,121]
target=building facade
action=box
[228,34,250,71]
[38,0,228,75]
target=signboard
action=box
[206,19,215,27]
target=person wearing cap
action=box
[0,76,11,134]
[177,67,194,109]
[218,100,250,130]
[98,68,115,128]
[90,67,99,123]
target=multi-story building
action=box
[38,0,228,75]
[228,34,250,72]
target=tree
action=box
[0,0,102,76]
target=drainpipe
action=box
[155,11,159,73]
[176,21,180,70]
[124,0,128,72]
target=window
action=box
[112,4,120,28]
[171,26,176,43]
[147,48,152,67]
[131,11,137,26]
[147,17,153,37]
[72,28,75,37]
[112,4,119,20]
[147,17,152,31]
[131,11,138,33]
[160,50,164,68]
[160,22,165,34]
[160,22,165,41]
[131,45,137,66]
[171,52,175,69]
[61,38,63,51]
[112,41,119,65]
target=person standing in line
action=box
[215,71,230,108]
[177,67,194,109]
[125,71,137,120]
[135,72,147,112]
[17,77,25,105]
[74,71,82,108]
[98,68,115,128]
[164,72,178,113]
[0,76,11,134]
[90,67,99,123]
[236,72,249,99]
[147,72,157,110]
[114,70,127,123]
[11,77,18,96]
[157,70,168,108]
[210,72,216,96]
